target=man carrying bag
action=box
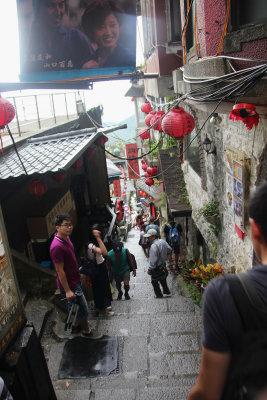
[144,229,172,298]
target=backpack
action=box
[223,273,267,400]
[126,250,137,272]
[168,225,179,246]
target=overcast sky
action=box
[0,1,144,123]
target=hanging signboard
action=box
[16,0,136,83]
[126,143,140,179]
[0,206,25,357]
[113,179,121,197]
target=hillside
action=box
[104,114,136,146]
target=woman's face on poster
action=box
[93,13,120,49]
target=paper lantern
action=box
[96,136,108,146]
[28,179,47,197]
[150,110,165,132]
[141,164,147,171]
[145,178,153,187]
[145,111,155,127]
[141,101,152,114]
[54,173,66,182]
[162,107,195,139]
[144,172,150,178]
[229,103,259,130]
[71,159,82,169]
[114,148,121,156]
[87,148,94,157]
[139,128,150,140]
[0,95,15,128]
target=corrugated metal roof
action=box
[0,129,104,180]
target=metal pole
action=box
[74,91,77,116]
[34,95,41,129]
[64,93,69,120]
[50,94,56,124]
[82,91,86,111]
[13,97,21,136]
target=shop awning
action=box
[106,158,122,178]
[158,149,192,217]
[0,125,126,180]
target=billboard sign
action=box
[16,0,136,82]
[126,143,140,179]
[0,206,25,357]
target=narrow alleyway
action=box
[46,229,202,400]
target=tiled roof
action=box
[0,127,113,180]
[158,149,192,217]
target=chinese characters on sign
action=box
[126,144,140,180]
[113,179,121,198]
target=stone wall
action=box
[182,108,267,272]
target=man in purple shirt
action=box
[50,213,102,339]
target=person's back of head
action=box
[249,181,267,243]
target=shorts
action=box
[113,270,130,284]
[172,245,180,255]
[61,283,89,320]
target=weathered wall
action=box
[182,109,267,272]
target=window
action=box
[141,0,155,58]
[185,128,201,176]
[166,0,182,44]
[184,0,195,52]
[231,0,267,30]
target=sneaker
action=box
[71,325,82,334]
[106,306,112,311]
[82,330,103,340]
[164,293,172,297]
[99,310,115,317]
[117,291,123,300]
[154,294,163,298]
[125,293,130,300]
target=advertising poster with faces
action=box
[16,0,137,82]
[225,149,246,235]
[0,208,25,357]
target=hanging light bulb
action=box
[209,113,222,125]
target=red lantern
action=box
[141,101,152,114]
[141,164,147,171]
[150,111,165,132]
[87,148,94,157]
[28,179,47,197]
[96,136,108,146]
[72,159,82,169]
[0,95,16,128]
[147,166,153,176]
[229,103,259,130]
[139,128,150,140]
[144,172,150,178]
[145,111,155,127]
[143,192,148,198]
[150,197,153,201]
[145,178,154,186]
[152,166,158,176]
[162,107,195,139]
[54,173,66,182]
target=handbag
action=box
[151,264,168,281]
[79,256,98,279]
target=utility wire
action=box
[6,126,28,175]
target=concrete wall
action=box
[182,108,267,272]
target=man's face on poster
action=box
[40,0,65,28]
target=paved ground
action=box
[40,229,202,400]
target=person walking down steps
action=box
[107,241,136,300]
[144,229,172,298]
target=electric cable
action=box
[6,126,28,175]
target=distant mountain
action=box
[104,115,136,146]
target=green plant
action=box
[196,199,220,233]
[180,259,224,304]
[160,192,166,207]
